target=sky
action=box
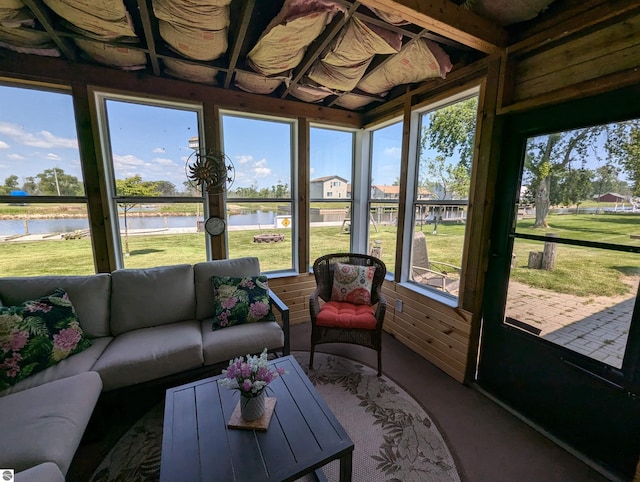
[0,84,405,195]
[1,84,624,197]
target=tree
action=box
[607,121,640,196]
[115,175,159,256]
[524,128,602,227]
[419,97,477,233]
[555,167,593,213]
[151,180,177,197]
[36,167,84,196]
[0,175,19,195]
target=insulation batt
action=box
[247,0,345,76]
[357,38,453,95]
[308,16,402,91]
[42,0,136,39]
[163,58,219,84]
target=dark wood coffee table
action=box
[160,355,354,481]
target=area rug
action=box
[90,352,460,482]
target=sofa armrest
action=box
[269,290,290,356]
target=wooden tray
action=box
[227,397,277,431]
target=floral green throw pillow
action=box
[331,262,375,305]
[211,275,276,330]
[0,288,92,391]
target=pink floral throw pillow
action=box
[211,275,276,331]
[331,262,375,305]
[0,288,91,391]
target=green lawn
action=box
[1,213,638,298]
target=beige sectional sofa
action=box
[0,257,289,481]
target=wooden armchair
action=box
[309,253,387,376]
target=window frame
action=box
[220,109,298,275]
[93,90,207,269]
[399,87,481,306]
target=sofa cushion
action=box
[0,371,102,475]
[211,275,275,330]
[331,262,375,305]
[200,320,284,366]
[110,264,196,336]
[194,257,261,321]
[0,274,111,338]
[0,337,111,396]
[0,289,92,391]
[16,462,65,482]
[92,320,203,391]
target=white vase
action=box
[240,391,266,421]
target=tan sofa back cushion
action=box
[0,274,111,338]
[110,264,195,335]
[194,257,260,320]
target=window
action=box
[505,120,640,368]
[309,126,355,265]
[222,113,294,273]
[368,120,403,274]
[408,93,479,301]
[96,94,205,268]
[0,84,94,275]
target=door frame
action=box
[477,84,640,478]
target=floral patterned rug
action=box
[91,352,460,482]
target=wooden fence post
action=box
[542,232,558,270]
[528,251,543,269]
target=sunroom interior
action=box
[1,0,640,479]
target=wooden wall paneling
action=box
[383,282,472,382]
[461,57,503,381]
[268,274,316,326]
[72,82,115,273]
[297,117,310,274]
[509,0,640,55]
[385,317,466,381]
[512,14,640,103]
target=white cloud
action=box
[254,167,271,177]
[153,147,165,153]
[0,122,77,149]
[46,153,61,161]
[236,154,253,164]
[153,157,176,166]
[0,141,9,149]
[7,153,23,160]
[113,154,146,170]
[384,146,401,158]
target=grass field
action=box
[1,213,638,298]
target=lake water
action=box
[0,211,282,236]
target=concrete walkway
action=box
[505,279,637,368]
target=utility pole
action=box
[53,166,61,196]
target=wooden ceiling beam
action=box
[136,0,161,75]
[0,50,363,128]
[357,0,507,53]
[224,0,256,89]
[20,0,77,60]
[281,4,357,99]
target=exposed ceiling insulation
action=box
[0,0,557,113]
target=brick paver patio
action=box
[505,279,638,368]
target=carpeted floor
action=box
[70,323,611,482]
[89,352,460,482]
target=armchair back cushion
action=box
[194,257,261,320]
[110,264,196,336]
[0,275,111,338]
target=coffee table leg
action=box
[339,452,352,482]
